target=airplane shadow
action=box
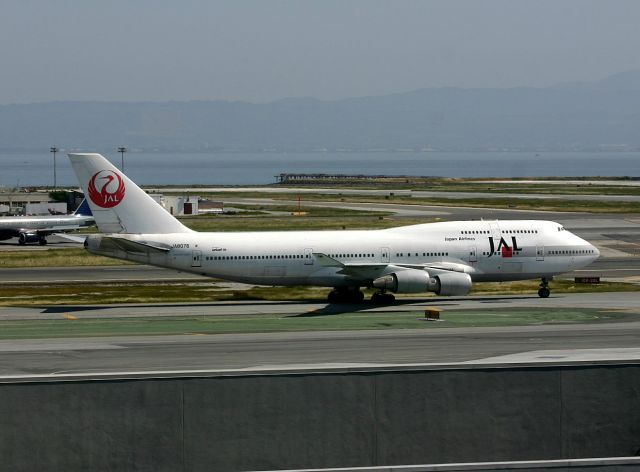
[38,299,327,314]
[39,295,539,316]
[288,295,540,317]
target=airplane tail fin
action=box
[73,198,93,217]
[68,153,192,234]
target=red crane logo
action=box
[88,170,126,208]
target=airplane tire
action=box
[371,292,395,304]
[328,289,365,304]
[39,238,47,246]
[538,287,550,298]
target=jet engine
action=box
[18,232,40,245]
[432,272,473,296]
[373,269,472,296]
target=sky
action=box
[1,0,639,104]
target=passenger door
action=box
[191,250,202,267]
[468,246,477,263]
[304,248,314,265]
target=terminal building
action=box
[0,191,75,215]
[0,190,201,217]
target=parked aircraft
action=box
[0,199,94,245]
[68,153,599,302]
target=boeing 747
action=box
[68,153,599,302]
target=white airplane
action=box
[68,153,599,303]
[0,199,94,245]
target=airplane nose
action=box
[592,245,600,259]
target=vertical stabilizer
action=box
[73,198,93,216]
[68,153,192,234]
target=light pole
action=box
[118,147,127,171]
[50,147,59,188]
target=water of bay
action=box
[0,151,637,187]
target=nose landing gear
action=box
[538,278,551,298]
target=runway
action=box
[0,292,638,377]
[1,317,640,377]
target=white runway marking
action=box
[467,348,640,364]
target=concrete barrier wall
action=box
[0,363,639,471]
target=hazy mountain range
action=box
[2,71,640,153]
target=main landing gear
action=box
[327,287,365,304]
[326,287,397,304]
[538,277,551,298]
[371,292,395,304]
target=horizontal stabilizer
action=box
[104,236,172,253]
[52,233,87,243]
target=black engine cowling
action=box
[18,232,40,245]
[373,269,472,296]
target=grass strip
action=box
[198,191,640,213]
[0,249,130,268]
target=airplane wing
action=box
[422,261,477,274]
[314,253,389,279]
[314,253,475,279]
[314,253,433,279]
